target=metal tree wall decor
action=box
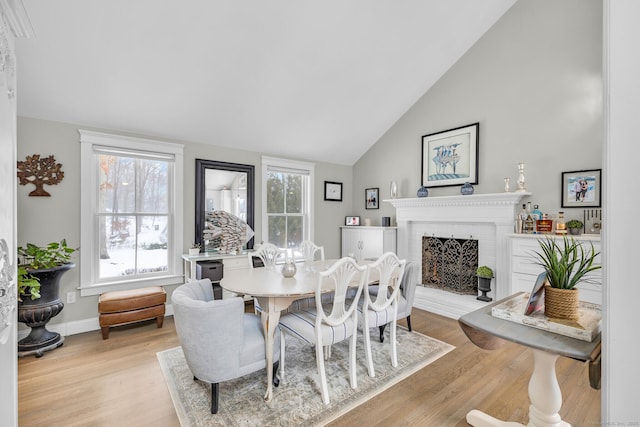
[17,154,65,196]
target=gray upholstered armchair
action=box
[171,279,281,414]
[376,261,418,342]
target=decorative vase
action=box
[189,248,200,256]
[460,182,474,195]
[18,263,74,357]
[544,285,579,320]
[390,181,398,199]
[476,276,493,302]
[417,186,429,198]
[281,261,297,278]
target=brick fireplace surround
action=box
[385,192,531,319]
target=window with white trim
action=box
[261,156,314,250]
[79,130,183,295]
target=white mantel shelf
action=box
[385,192,532,319]
[384,192,532,210]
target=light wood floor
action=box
[18,307,600,427]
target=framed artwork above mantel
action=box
[421,122,479,188]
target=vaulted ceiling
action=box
[16,0,516,165]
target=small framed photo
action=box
[365,187,379,209]
[422,122,479,188]
[324,181,343,202]
[561,169,602,208]
[345,216,360,226]
[525,272,547,315]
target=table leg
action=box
[466,348,570,427]
[527,349,570,427]
[257,296,282,402]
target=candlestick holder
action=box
[516,162,527,192]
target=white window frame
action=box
[261,156,315,248]
[79,130,184,296]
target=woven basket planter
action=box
[544,285,579,320]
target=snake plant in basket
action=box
[533,236,601,320]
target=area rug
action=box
[157,327,454,426]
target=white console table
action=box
[182,251,254,299]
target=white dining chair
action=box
[247,242,287,268]
[278,257,368,405]
[250,243,287,315]
[375,261,418,342]
[360,252,406,377]
[295,240,325,262]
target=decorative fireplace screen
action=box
[422,236,478,295]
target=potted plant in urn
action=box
[566,219,584,235]
[533,236,600,320]
[475,266,494,302]
[17,239,77,357]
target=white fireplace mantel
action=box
[385,192,531,318]
[385,192,531,218]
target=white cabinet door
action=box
[359,228,384,260]
[341,227,397,261]
[341,228,362,259]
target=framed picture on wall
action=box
[324,181,343,201]
[421,122,479,188]
[561,169,602,208]
[365,188,379,209]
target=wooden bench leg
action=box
[156,315,164,328]
[101,326,110,340]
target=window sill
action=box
[79,274,183,297]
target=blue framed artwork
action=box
[421,123,479,188]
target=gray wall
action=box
[16,117,352,326]
[352,0,603,226]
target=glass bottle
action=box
[532,204,543,221]
[524,203,535,233]
[555,211,567,234]
[532,204,543,233]
[524,214,535,234]
[519,204,527,220]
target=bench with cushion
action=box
[98,286,166,339]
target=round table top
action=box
[220,259,340,298]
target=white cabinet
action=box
[341,226,397,261]
[508,234,602,305]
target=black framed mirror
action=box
[195,159,255,252]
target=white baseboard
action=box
[18,304,174,340]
